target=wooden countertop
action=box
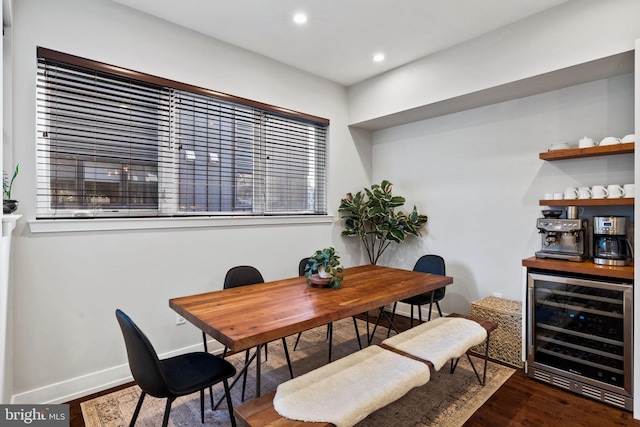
[522,257,634,280]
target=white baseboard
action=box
[11,341,216,404]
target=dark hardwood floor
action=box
[67,313,640,427]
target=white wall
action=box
[371,74,634,313]
[8,0,371,403]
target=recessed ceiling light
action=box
[373,53,385,62]
[293,13,308,24]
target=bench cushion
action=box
[381,317,487,371]
[273,345,430,427]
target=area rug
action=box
[82,318,515,427]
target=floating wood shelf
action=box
[539,198,634,207]
[539,142,634,161]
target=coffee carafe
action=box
[593,216,633,266]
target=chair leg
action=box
[208,385,214,410]
[387,302,398,338]
[223,379,237,427]
[328,323,333,363]
[200,389,205,424]
[129,391,146,427]
[365,311,370,344]
[428,302,433,321]
[161,397,174,427]
[202,331,208,353]
[410,305,414,328]
[436,301,443,318]
[417,304,423,324]
[352,316,362,349]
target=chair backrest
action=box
[115,309,170,398]
[413,255,446,300]
[224,265,264,289]
[298,257,314,277]
[413,255,445,276]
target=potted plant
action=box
[339,180,428,265]
[305,247,344,289]
[3,164,19,214]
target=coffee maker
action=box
[593,216,633,266]
[535,214,588,262]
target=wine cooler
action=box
[527,272,633,410]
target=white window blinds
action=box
[36,47,328,219]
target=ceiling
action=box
[112,0,571,86]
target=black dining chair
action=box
[115,309,237,427]
[212,265,294,402]
[292,258,362,362]
[387,254,446,333]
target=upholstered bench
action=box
[234,314,497,427]
[381,313,497,385]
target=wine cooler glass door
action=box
[527,272,632,398]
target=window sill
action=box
[27,215,334,233]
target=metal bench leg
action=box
[449,332,492,386]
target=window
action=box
[36,48,328,219]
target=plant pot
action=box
[308,274,332,288]
[3,199,18,214]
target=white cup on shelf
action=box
[577,186,592,199]
[578,137,596,148]
[607,184,625,198]
[553,193,563,200]
[543,193,554,200]
[564,187,579,200]
[623,184,635,198]
[592,185,609,199]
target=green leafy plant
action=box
[339,180,428,265]
[305,247,344,289]
[3,164,19,200]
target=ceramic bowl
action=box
[599,136,621,146]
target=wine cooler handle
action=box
[526,284,534,360]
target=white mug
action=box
[553,192,563,200]
[564,187,579,200]
[592,185,609,199]
[607,184,625,198]
[578,137,596,148]
[623,184,635,198]
[577,186,592,199]
[543,193,554,200]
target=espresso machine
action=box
[535,214,588,262]
[593,216,633,266]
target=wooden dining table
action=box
[169,264,453,398]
